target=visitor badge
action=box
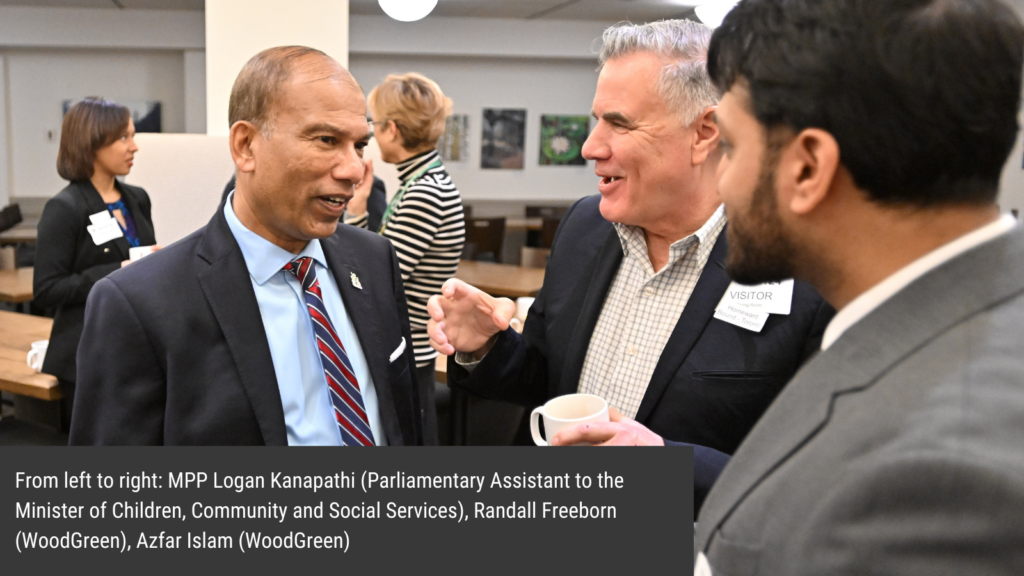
[714,302,770,333]
[718,279,793,315]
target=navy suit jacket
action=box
[69,201,424,445]
[449,195,833,512]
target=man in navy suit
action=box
[427,20,832,512]
[70,46,425,446]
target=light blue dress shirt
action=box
[224,194,386,445]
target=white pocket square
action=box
[389,337,406,363]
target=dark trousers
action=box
[59,378,75,433]
[416,363,438,445]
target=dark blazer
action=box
[449,195,833,511]
[222,175,388,231]
[33,179,156,383]
[696,226,1024,576]
[69,201,425,446]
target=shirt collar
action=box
[613,203,726,274]
[396,149,440,183]
[821,213,1018,350]
[223,192,328,285]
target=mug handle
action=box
[530,407,547,446]
[26,349,39,370]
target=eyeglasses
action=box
[367,118,388,139]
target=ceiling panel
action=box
[0,0,113,7]
[0,0,696,20]
[352,0,698,21]
[0,0,203,9]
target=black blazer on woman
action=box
[33,179,156,383]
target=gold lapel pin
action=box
[350,272,363,290]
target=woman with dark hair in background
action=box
[345,73,465,444]
[34,97,158,432]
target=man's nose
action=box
[334,149,365,182]
[581,126,608,160]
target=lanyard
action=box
[378,159,442,233]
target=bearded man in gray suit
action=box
[552,0,1024,573]
[690,0,1024,573]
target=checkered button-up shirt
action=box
[577,205,726,418]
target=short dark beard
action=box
[724,138,798,285]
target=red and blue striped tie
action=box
[284,257,375,446]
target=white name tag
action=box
[89,210,112,226]
[719,279,793,315]
[86,211,123,246]
[694,552,713,576]
[714,302,770,333]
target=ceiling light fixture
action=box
[694,0,740,28]
[378,0,438,22]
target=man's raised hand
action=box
[427,278,516,357]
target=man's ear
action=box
[691,106,720,166]
[229,121,259,174]
[780,128,840,215]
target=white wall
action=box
[999,0,1024,215]
[350,54,599,202]
[184,50,207,134]
[205,0,349,136]
[6,48,186,198]
[350,15,609,60]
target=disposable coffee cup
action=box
[129,245,156,262]
[530,393,609,446]
[26,340,48,373]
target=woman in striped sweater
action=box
[345,72,465,444]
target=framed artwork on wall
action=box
[539,114,589,166]
[439,114,469,162]
[481,108,526,169]
[63,99,162,133]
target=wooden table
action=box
[0,267,33,304]
[454,260,545,298]
[0,310,60,400]
[505,217,543,231]
[0,225,37,246]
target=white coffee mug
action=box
[515,297,535,322]
[26,340,48,372]
[530,393,609,446]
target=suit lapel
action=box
[321,233,404,445]
[695,349,859,550]
[636,230,731,423]
[119,184,156,246]
[697,227,1024,550]
[195,208,288,445]
[559,228,624,395]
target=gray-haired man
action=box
[427,20,833,513]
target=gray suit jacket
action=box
[695,225,1024,576]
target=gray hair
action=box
[598,19,719,125]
